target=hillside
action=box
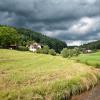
[0,25,67,53]
[81,40,100,50]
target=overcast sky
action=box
[0,0,100,46]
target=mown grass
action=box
[77,52,100,68]
[0,49,100,100]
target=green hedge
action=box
[17,46,28,51]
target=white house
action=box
[29,43,41,52]
[86,49,92,53]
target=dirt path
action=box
[71,84,100,100]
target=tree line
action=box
[0,25,67,53]
[80,40,100,50]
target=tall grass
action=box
[76,52,100,68]
[0,49,100,100]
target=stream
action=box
[71,84,100,100]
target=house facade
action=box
[29,43,41,52]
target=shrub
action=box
[36,49,43,54]
[68,49,74,57]
[36,45,57,56]
[73,47,80,56]
[49,49,56,56]
[17,46,28,51]
[42,45,49,54]
[36,45,49,54]
[61,48,69,58]
[61,48,80,58]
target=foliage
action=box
[16,28,67,53]
[37,46,56,56]
[42,45,49,54]
[49,49,56,56]
[37,45,49,54]
[17,46,28,51]
[0,26,20,48]
[26,40,35,46]
[0,25,67,52]
[61,48,80,58]
[36,49,43,54]
[68,49,74,57]
[80,40,100,50]
[73,47,80,56]
[61,48,69,58]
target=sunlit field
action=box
[77,52,100,68]
[0,49,100,100]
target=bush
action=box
[61,48,69,58]
[36,49,43,53]
[0,46,2,49]
[61,48,80,58]
[49,49,56,56]
[68,49,74,57]
[73,47,80,56]
[17,46,28,51]
[42,45,49,54]
[36,45,57,56]
[36,45,49,54]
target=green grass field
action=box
[77,52,100,68]
[0,49,100,100]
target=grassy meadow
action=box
[0,49,100,100]
[77,52,100,68]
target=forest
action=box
[0,25,67,53]
[81,40,100,50]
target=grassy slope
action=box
[77,52,100,68]
[0,49,100,100]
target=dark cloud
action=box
[0,0,100,45]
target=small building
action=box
[85,49,92,53]
[29,43,41,52]
[9,45,17,49]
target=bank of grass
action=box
[77,52,100,68]
[0,49,100,100]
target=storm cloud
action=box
[0,0,100,45]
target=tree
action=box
[49,49,56,56]
[68,49,74,57]
[73,47,80,56]
[80,40,100,50]
[17,28,67,53]
[0,26,20,48]
[61,48,80,58]
[0,25,67,52]
[61,48,69,58]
